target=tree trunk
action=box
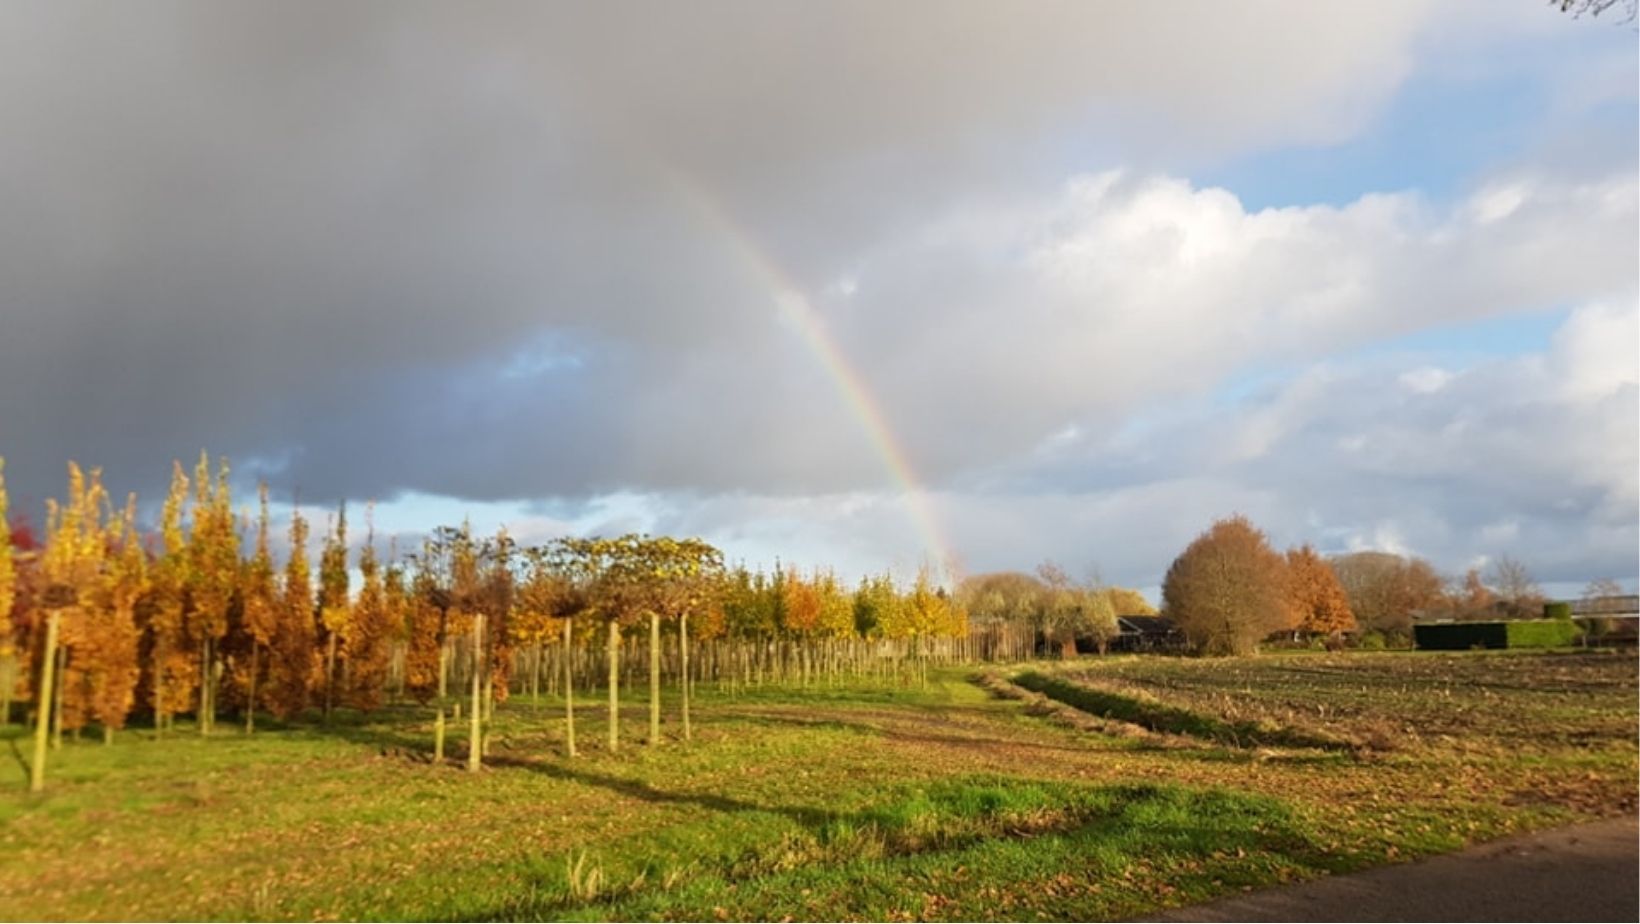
[436,638,448,701]
[153,637,167,737]
[468,614,484,772]
[201,636,218,735]
[434,707,445,764]
[51,644,65,749]
[482,681,494,757]
[245,643,258,734]
[680,611,692,742]
[0,652,11,728]
[563,617,576,758]
[606,620,620,752]
[531,643,541,704]
[324,631,337,723]
[648,612,661,746]
[29,611,60,792]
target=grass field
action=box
[0,650,1634,921]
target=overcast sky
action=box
[2,1,1635,596]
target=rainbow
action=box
[661,168,957,576]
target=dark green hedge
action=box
[1413,619,1581,650]
[1543,601,1573,620]
[1506,619,1582,648]
[1414,622,1508,650]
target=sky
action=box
[1,1,1636,599]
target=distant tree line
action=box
[4,453,1624,788]
[1159,513,1616,655]
[0,455,981,791]
[956,566,1155,659]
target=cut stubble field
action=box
[0,650,1634,921]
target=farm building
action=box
[1110,615,1186,652]
[1569,594,1639,645]
[1569,594,1639,618]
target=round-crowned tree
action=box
[1162,515,1288,656]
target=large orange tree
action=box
[1162,515,1289,655]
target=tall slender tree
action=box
[385,547,409,700]
[0,458,13,727]
[584,535,648,752]
[185,454,237,734]
[240,484,278,731]
[267,504,315,719]
[344,506,394,712]
[41,463,109,737]
[643,538,723,742]
[150,463,194,731]
[90,494,146,742]
[0,459,11,668]
[317,503,350,721]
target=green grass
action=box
[0,651,1634,921]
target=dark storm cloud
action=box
[0,2,1633,593]
[0,0,1440,507]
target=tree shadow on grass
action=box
[451,782,1338,922]
[721,710,1110,757]
[235,705,1340,922]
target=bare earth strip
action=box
[1146,816,1639,923]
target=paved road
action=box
[1147,816,1638,922]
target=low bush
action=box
[1543,601,1573,620]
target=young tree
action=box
[545,537,603,758]
[479,529,516,708]
[185,454,237,735]
[585,534,652,751]
[405,532,457,705]
[382,545,408,700]
[317,503,350,722]
[814,569,854,638]
[643,537,723,742]
[459,527,516,769]
[513,545,564,704]
[41,463,110,738]
[1488,554,1544,619]
[149,463,195,731]
[240,484,278,731]
[0,459,11,674]
[91,494,146,742]
[344,508,395,712]
[0,458,14,728]
[1285,545,1355,636]
[1162,515,1289,655]
[780,567,823,637]
[266,504,315,719]
[852,572,901,639]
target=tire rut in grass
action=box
[1012,671,1365,753]
[973,670,1180,746]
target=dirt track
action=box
[1146,816,1638,922]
